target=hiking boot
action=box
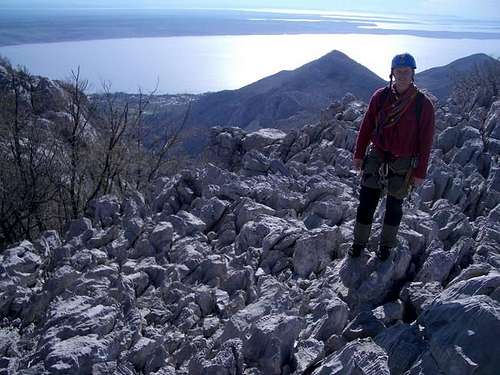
[348,244,364,258]
[377,245,391,261]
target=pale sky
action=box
[2,0,500,20]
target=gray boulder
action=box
[94,195,121,227]
[124,217,144,243]
[292,226,340,277]
[342,311,385,341]
[375,323,425,375]
[122,190,147,219]
[400,281,443,316]
[1,241,42,287]
[169,237,208,271]
[243,313,303,375]
[416,241,456,284]
[206,127,246,170]
[195,197,230,230]
[217,276,294,344]
[86,226,120,249]
[437,126,460,153]
[236,215,290,255]
[44,334,115,374]
[234,198,276,230]
[167,210,206,237]
[293,338,325,374]
[418,272,500,374]
[242,128,286,152]
[150,221,174,252]
[484,99,500,140]
[311,338,390,375]
[372,300,404,325]
[309,296,349,341]
[420,294,500,374]
[189,339,243,375]
[66,217,93,241]
[34,230,62,257]
[129,337,167,372]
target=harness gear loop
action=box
[378,162,389,185]
[378,151,392,192]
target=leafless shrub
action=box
[0,61,189,250]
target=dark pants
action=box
[353,185,404,248]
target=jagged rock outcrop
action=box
[0,61,95,140]
[1,90,499,374]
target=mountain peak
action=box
[323,50,350,58]
[186,50,385,136]
[309,49,359,66]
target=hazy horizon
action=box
[0,3,498,94]
[1,35,497,94]
[2,0,500,21]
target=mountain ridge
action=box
[415,52,499,99]
[174,51,499,152]
[180,50,386,152]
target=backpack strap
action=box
[415,91,424,125]
[378,86,391,113]
[378,86,424,124]
[408,90,425,176]
[373,86,390,136]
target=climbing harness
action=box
[378,162,389,192]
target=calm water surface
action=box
[0,34,499,94]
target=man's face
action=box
[393,67,414,86]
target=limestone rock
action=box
[3,76,500,373]
[419,293,500,374]
[243,314,303,375]
[311,338,390,375]
[372,300,404,325]
[400,281,443,316]
[292,338,324,374]
[375,323,425,375]
[94,195,121,227]
[150,221,174,252]
[292,226,340,277]
[242,128,286,152]
[167,210,206,237]
[65,217,93,241]
[342,311,385,341]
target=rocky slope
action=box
[1,88,500,374]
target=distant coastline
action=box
[1,8,500,47]
[1,34,498,94]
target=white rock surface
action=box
[2,86,500,374]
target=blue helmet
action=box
[391,53,417,69]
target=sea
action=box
[0,8,499,94]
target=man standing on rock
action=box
[350,53,435,260]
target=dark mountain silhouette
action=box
[182,52,500,153]
[415,53,500,100]
[183,50,386,152]
[89,51,499,154]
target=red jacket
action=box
[354,86,435,179]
